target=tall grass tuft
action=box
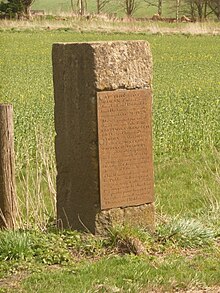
[15,128,56,230]
[198,148,220,235]
[0,230,33,261]
[157,218,215,248]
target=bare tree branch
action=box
[96,0,111,14]
[144,0,163,16]
[208,0,220,19]
[76,0,87,15]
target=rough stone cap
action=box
[53,40,152,90]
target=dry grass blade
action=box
[16,129,56,230]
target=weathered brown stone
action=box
[95,208,124,235]
[92,41,152,90]
[124,203,155,233]
[95,203,155,235]
[52,41,154,234]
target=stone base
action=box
[95,203,155,235]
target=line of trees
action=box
[179,0,220,21]
[72,0,220,20]
[0,0,219,20]
[71,0,111,15]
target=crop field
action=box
[0,30,220,291]
[0,31,219,220]
[32,0,164,17]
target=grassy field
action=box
[0,29,220,291]
[32,0,162,17]
[30,0,219,19]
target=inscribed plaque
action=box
[97,89,154,210]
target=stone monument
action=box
[52,41,155,234]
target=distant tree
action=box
[119,0,140,17]
[144,0,163,16]
[208,0,220,19]
[70,0,74,12]
[158,0,163,15]
[0,0,23,18]
[186,0,205,20]
[21,0,35,17]
[96,0,111,14]
[77,0,87,15]
[176,0,181,20]
[168,0,182,21]
[183,0,210,21]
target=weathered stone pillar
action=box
[52,41,155,234]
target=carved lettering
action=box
[97,89,154,210]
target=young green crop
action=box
[0,31,219,227]
[1,32,219,159]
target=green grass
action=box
[7,252,220,292]
[32,0,161,17]
[0,30,220,291]
[0,31,219,224]
[0,225,219,292]
[1,32,219,158]
[30,0,216,18]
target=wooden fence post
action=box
[0,104,17,229]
